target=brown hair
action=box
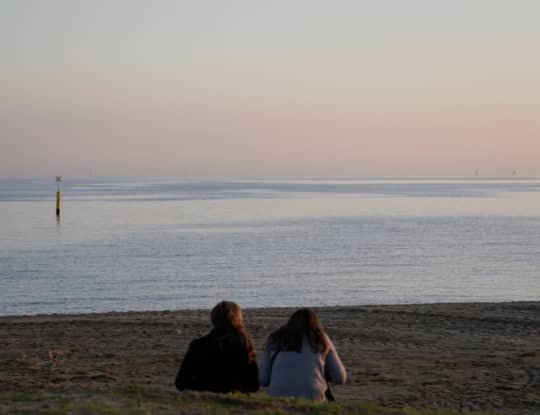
[267,308,329,353]
[211,301,256,362]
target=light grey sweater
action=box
[258,336,347,400]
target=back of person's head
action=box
[269,308,329,353]
[211,301,244,332]
[211,301,256,362]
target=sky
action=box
[1,1,539,178]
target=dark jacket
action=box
[175,328,259,393]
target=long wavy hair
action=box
[211,301,256,363]
[267,308,329,353]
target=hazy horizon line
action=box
[2,174,539,181]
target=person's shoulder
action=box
[189,336,204,347]
[192,330,243,349]
[316,333,335,356]
[188,331,217,350]
[267,330,285,350]
[220,332,245,349]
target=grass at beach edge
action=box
[0,386,500,415]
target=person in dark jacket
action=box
[175,301,259,393]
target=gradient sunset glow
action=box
[2,1,539,177]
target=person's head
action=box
[211,301,244,332]
[211,301,255,362]
[269,308,329,353]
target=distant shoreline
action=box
[1,301,539,414]
[0,299,538,319]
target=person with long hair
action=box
[175,301,259,393]
[259,308,346,400]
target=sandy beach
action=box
[0,302,539,414]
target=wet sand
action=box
[0,302,539,414]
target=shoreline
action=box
[2,298,537,319]
[1,301,539,414]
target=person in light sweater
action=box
[259,308,347,400]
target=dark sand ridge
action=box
[0,302,539,414]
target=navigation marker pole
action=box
[56,176,62,217]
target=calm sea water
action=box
[0,177,539,316]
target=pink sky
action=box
[1,1,539,177]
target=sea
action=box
[0,177,539,316]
